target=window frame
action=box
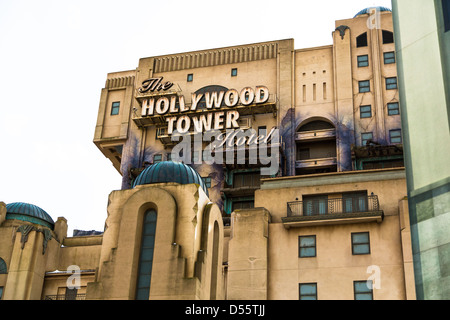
[386,77,398,90]
[357,55,369,67]
[383,51,396,64]
[231,68,238,77]
[361,132,373,146]
[354,280,373,300]
[299,283,318,300]
[202,177,212,188]
[444,0,450,32]
[360,105,372,118]
[351,232,371,255]
[299,235,317,258]
[153,154,162,163]
[187,73,193,82]
[389,129,402,144]
[111,101,120,116]
[359,80,371,93]
[387,102,400,116]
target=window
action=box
[153,154,162,163]
[233,171,261,188]
[354,281,373,300]
[357,55,369,67]
[111,102,120,115]
[0,258,6,274]
[390,129,402,144]
[299,236,316,258]
[258,126,267,135]
[303,195,328,216]
[202,177,212,188]
[231,68,238,76]
[360,105,372,118]
[359,80,370,93]
[386,77,398,90]
[65,288,78,300]
[388,102,400,115]
[361,132,373,146]
[136,209,157,300]
[0,287,3,300]
[384,52,396,64]
[166,152,172,161]
[299,283,317,300]
[444,0,450,32]
[297,148,310,161]
[356,32,368,47]
[187,73,193,82]
[344,192,368,214]
[382,30,394,44]
[352,232,371,255]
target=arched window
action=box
[210,221,220,300]
[357,32,368,47]
[0,258,7,274]
[382,30,394,44]
[194,85,229,110]
[135,209,157,300]
[298,120,335,132]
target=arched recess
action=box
[196,202,224,300]
[97,186,177,300]
[295,118,337,176]
[135,209,157,300]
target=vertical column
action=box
[227,208,271,300]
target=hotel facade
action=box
[0,7,416,300]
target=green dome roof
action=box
[6,202,54,229]
[132,161,209,196]
[354,6,392,17]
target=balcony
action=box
[44,294,86,300]
[282,195,383,228]
[296,128,336,142]
[295,157,337,169]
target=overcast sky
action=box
[0,0,392,236]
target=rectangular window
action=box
[344,192,368,213]
[166,152,172,161]
[303,195,328,216]
[111,102,120,115]
[153,154,162,163]
[359,80,370,93]
[299,235,316,258]
[357,55,369,67]
[0,286,3,300]
[187,73,193,82]
[352,232,371,255]
[443,0,450,32]
[258,126,267,135]
[384,51,396,64]
[361,132,373,146]
[231,68,238,76]
[299,283,317,300]
[386,77,398,90]
[354,281,373,300]
[202,177,212,188]
[387,102,400,115]
[360,105,372,118]
[390,129,402,144]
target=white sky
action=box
[0,0,392,236]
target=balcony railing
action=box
[287,195,380,217]
[44,294,86,300]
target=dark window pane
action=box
[357,33,368,47]
[382,30,394,44]
[444,0,450,32]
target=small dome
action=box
[354,6,392,17]
[6,202,54,229]
[133,161,209,196]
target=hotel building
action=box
[0,6,416,300]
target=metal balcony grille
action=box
[287,195,379,217]
[44,294,86,300]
